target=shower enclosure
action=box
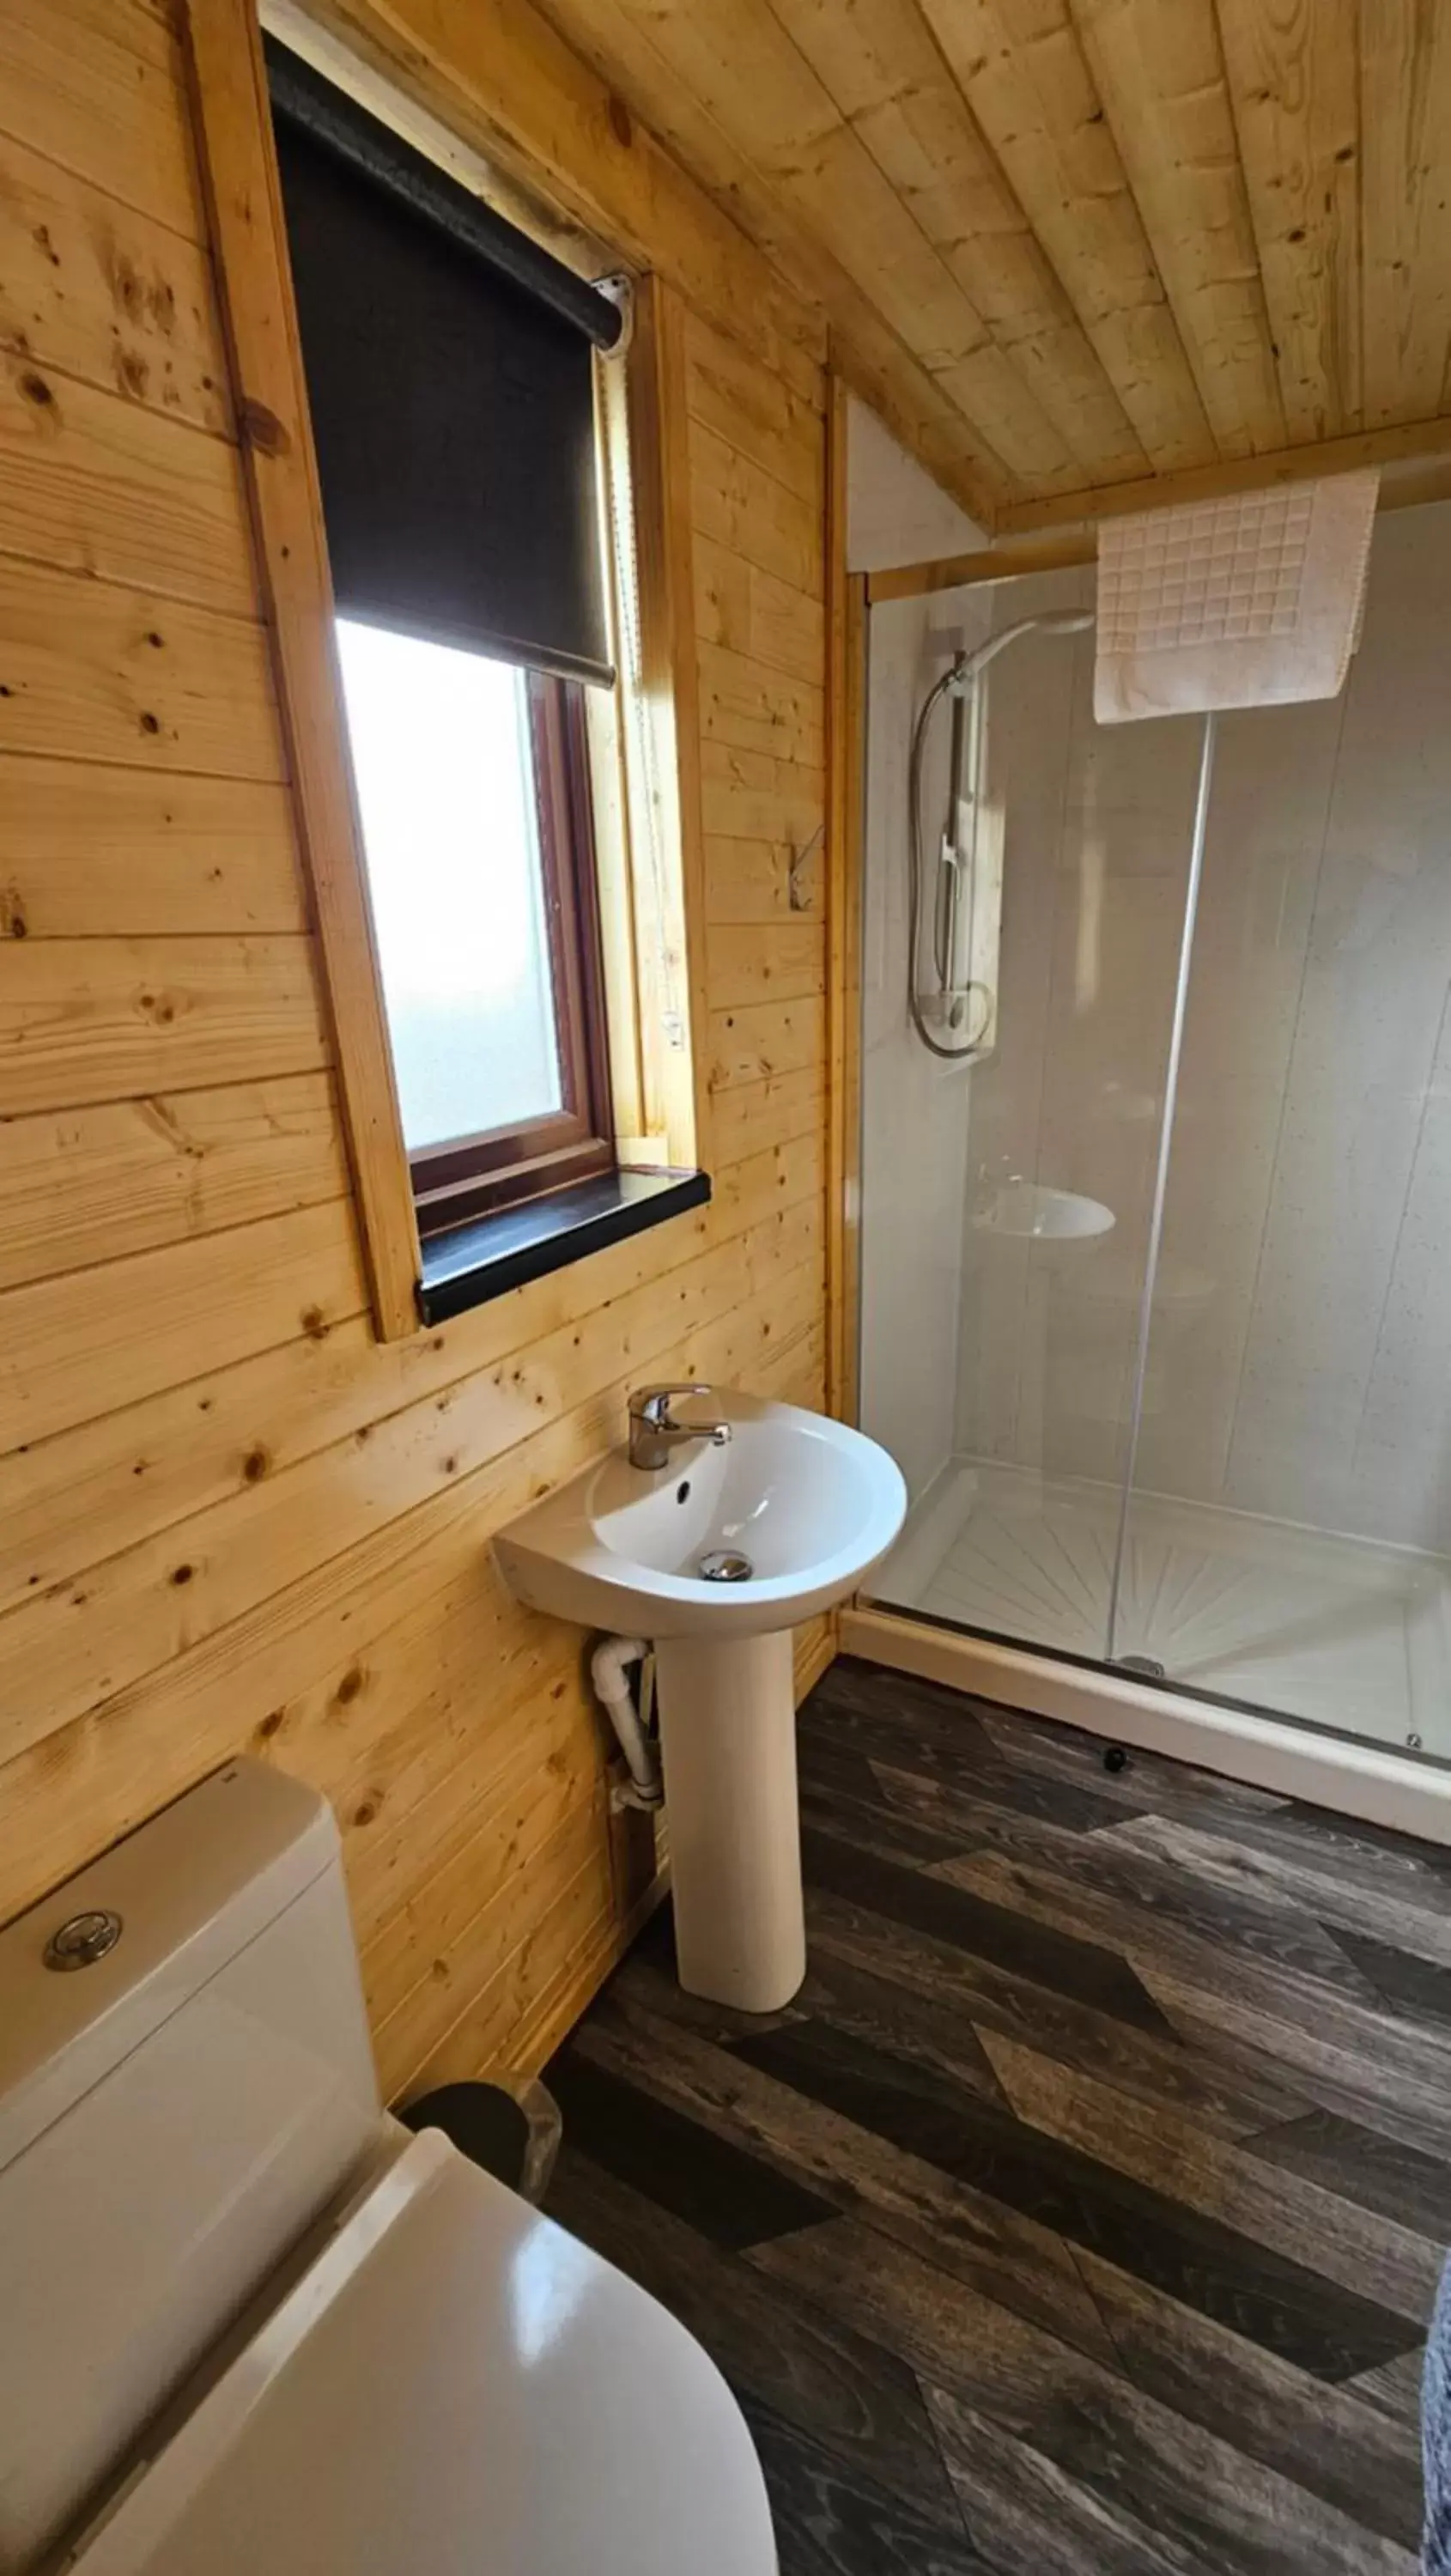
[858,498,1451,1779]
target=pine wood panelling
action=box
[683,315,826,510]
[911,0,1211,475]
[699,644,825,770]
[866,529,1099,601]
[314,1575,582,1888]
[0,1251,823,1928]
[3,935,328,1113]
[183,0,420,1341]
[563,0,1083,500]
[1215,0,1362,445]
[0,129,232,434]
[994,412,1451,539]
[0,1314,375,1623]
[0,0,207,240]
[386,1807,616,2098]
[0,1465,534,1928]
[535,0,1451,529]
[371,1792,611,2088]
[0,560,282,777]
[297,0,825,399]
[0,1198,367,1455]
[826,408,863,1430]
[350,1461,829,2010]
[792,1608,836,1698]
[354,1657,596,1994]
[694,538,824,690]
[523,0,1005,522]
[1360,0,1451,429]
[0,760,305,936]
[688,427,823,598]
[709,993,827,1094]
[610,271,714,1175]
[714,1117,826,1206]
[0,1133,817,1625]
[689,295,828,1012]
[475,1861,638,2082]
[0,0,834,2097]
[0,1216,824,2040]
[708,924,825,1010]
[711,1066,825,1163]
[0,355,258,615]
[762,0,1149,487]
[1071,0,1286,459]
[367,1768,610,2083]
[705,836,803,925]
[655,3,1087,489]
[0,1201,821,1764]
[701,739,826,847]
[0,1072,347,1291]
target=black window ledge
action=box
[416,1165,711,1326]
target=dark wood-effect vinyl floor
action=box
[544,1656,1450,2574]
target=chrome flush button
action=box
[44,1909,122,1971]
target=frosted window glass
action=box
[336,619,562,1151]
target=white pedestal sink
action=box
[493,1393,906,2012]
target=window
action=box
[335,623,613,1234]
[206,29,711,1333]
[264,39,632,1252]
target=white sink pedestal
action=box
[653,1631,805,2014]
[492,1390,907,2016]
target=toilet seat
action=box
[64,2128,777,2576]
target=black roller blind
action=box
[266,39,620,687]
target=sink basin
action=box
[494,1392,906,2016]
[495,1391,906,1640]
[973,1179,1114,1265]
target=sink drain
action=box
[699,1548,754,1583]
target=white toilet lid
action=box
[66,2129,777,2576]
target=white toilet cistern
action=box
[0,1763,778,2575]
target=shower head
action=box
[908,604,1092,1062]
[950,607,1095,689]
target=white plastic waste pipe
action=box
[590,1635,661,1805]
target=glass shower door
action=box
[861,568,1211,1668]
[864,499,1451,1772]
[1102,711,1217,1676]
[1111,500,1451,1760]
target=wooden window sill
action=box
[416,1166,711,1325]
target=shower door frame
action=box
[824,425,868,1434]
[829,535,1451,1848]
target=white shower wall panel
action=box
[859,592,982,1504]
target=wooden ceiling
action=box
[529,0,1451,534]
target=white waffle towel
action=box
[1094,468,1378,723]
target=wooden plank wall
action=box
[0,0,831,2091]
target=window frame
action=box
[402,668,616,1240]
[186,0,711,1340]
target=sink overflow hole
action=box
[699,1549,753,1583]
[677,1480,690,1504]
